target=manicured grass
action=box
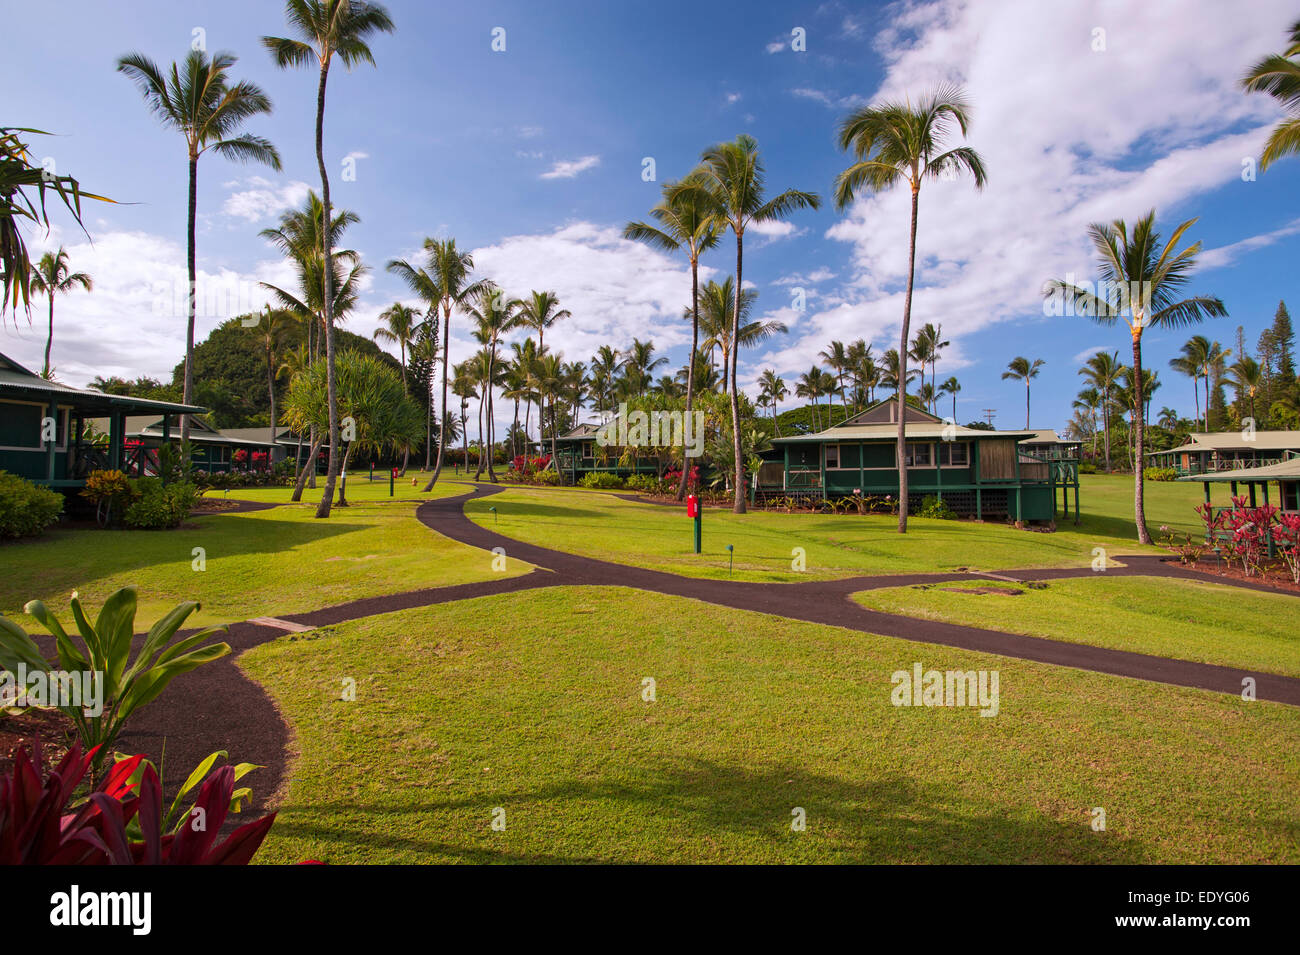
[220,474,473,504]
[854,575,1300,678]
[243,586,1300,864]
[459,474,1232,581]
[0,492,526,629]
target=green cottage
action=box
[757,397,1080,523]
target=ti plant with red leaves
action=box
[1276,512,1300,584]
[0,740,276,865]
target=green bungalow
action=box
[1180,457,1300,515]
[1149,430,1300,475]
[548,422,665,483]
[0,351,203,489]
[87,416,301,475]
[758,397,1080,523]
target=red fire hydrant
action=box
[687,494,701,554]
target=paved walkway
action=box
[112,480,1300,818]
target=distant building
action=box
[1148,430,1300,475]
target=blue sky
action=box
[4,0,1299,434]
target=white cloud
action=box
[725,91,742,106]
[766,40,786,54]
[773,267,837,286]
[1200,217,1300,270]
[539,155,601,180]
[221,176,312,222]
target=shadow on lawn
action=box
[267,756,1150,864]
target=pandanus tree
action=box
[387,238,482,491]
[834,85,987,532]
[1046,211,1226,543]
[694,134,821,513]
[1001,356,1045,428]
[117,49,281,444]
[1242,19,1300,173]
[28,246,92,378]
[624,178,721,498]
[264,0,395,518]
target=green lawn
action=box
[243,586,1300,864]
[219,473,473,504]
[459,474,1228,581]
[0,486,526,629]
[855,575,1300,678]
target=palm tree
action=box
[251,306,297,443]
[819,340,851,411]
[1002,356,1045,428]
[697,278,788,396]
[845,339,871,409]
[589,345,623,413]
[1205,340,1232,430]
[880,348,918,394]
[1080,351,1122,471]
[264,0,394,518]
[1073,386,1102,458]
[939,376,961,422]
[465,282,520,480]
[517,290,570,356]
[757,369,788,435]
[622,338,667,397]
[1046,211,1226,543]
[1242,19,1300,172]
[796,367,830,431]
[373,302,419,390]
[387,238,482,491]
[28,247,92,378]
[532,353,565,479]
[694,134,821,513]
[1228,355,1264,423]
[511,337,542,443]
[911,322,949,397]
[834,85,987,532]
[1157,406,1180,431]
[624,178,720,499]
[117,48,281,445]
[1169,335,1210,432]
[450,361,476,474]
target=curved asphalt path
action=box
[90,479,1300,822]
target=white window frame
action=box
[939,441,970,467]
[904,441,933,468]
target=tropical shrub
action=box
[0,587,230,774]
[579,472,624,489]
[918,494,957,520]
[0,741,275,865]
[0,471,63,539]
[1143,466,1179,482]
[123,479,200,529]
[1276,513,1300,584]
[623,474,661,493]
[80,468,136,519]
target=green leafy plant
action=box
[579,471,625,489]
[0,471,63,538]
[918,494,957,520]
[1143,466,1179,482]
[0,587,230,774]
[123,478,199,529]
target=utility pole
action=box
[982,408,996,427]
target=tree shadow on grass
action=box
[266,756,1154,864]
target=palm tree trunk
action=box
[337,441,352,507]
[1132,331,1151,544]
[487,348,498,481]
[550,396,561,483]
[422,301,451,492]
[313,61,340,518]
[1025,384,1031,429]
[424,385,433,470]
[1102,389,1112,471]
[729,232,746,513]
[183,153,198,446]
[677,255,700,501]
[43,294,54,378]
[474,389,486,479]
[292,437,324,501]
[897,185,920,533]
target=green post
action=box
[390,468,394,497]
[693,511,701,554]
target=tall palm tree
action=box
[1242,19,1300,172]
[1001,356,1045,428]
[757,369,788,435]
[251,306,297,443]
[117,48,281,444]
[845,339,870,409]
[532,353,564,479]
[1228,354,1264,423]
[373,302,419,390]
[939,376,961,422]
[796,367,829,431]
[1073,386,1102,458]
[819,340,851,412]
[697,278,788,395]
[834,85,987,532]
[1046,211,1226,543]
[624,178,720,499]
[589,345,623,413]
[911,322,949,397]
[1157,406,1180,431]
[264,0,394,518]
[1205,340,1232,430]
[450,361,476,473]
[510,337,541,443]
[466,282,520,481]
[1080,350,1122,471]
[694,134,821,512]
[1169,335,1210,432]
[387,238,482,491]
[28,246,92,378]
[622,338,667,397]
[880,348,918,394]
[517,290,570,356]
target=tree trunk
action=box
[897,185,920,533]
[1132,330,1151,543]
[313,60,340,519]
[474,389,486,480]
[1025,384,1030,429]
[729,230,746,513]
[1102,389,1112,471]
[677,253,700,501]
[42,294,54,378]
[337,441,352,507]
[183,152,198,446]
[292,437,324,501]
[422,300,450,492]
